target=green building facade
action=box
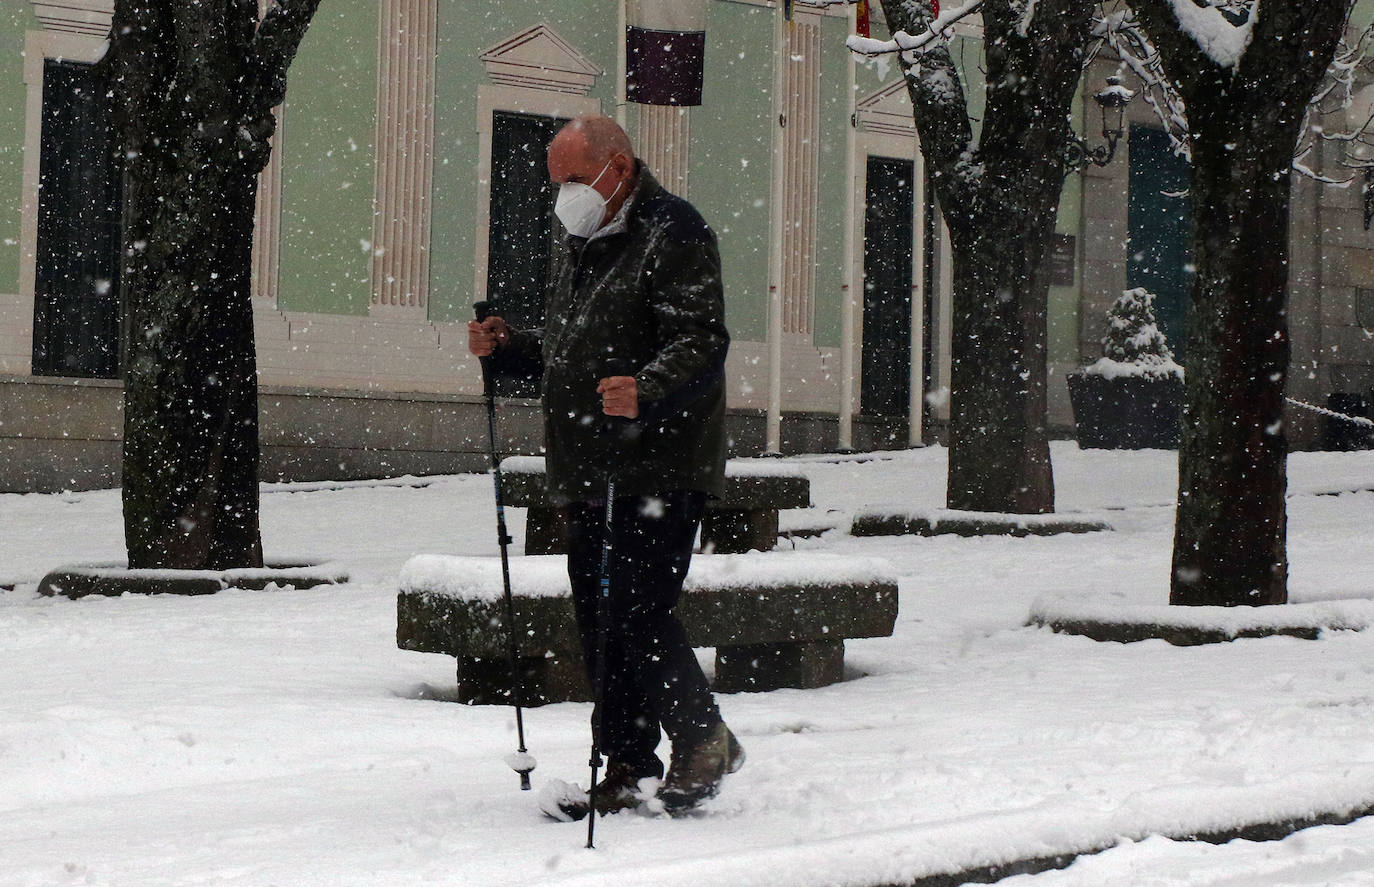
[1,0,1370,491]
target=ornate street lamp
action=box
[1064,75,1135,173]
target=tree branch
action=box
[877,0,980,215]
[1234,1,1352,107]
[251,0,325,113]
[848,0,984,57]
[1091,8,1190,157]
[1127,0,1225,90]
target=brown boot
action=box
[553,760,660,821]
[656,723,745,815]
[591,760,659,815]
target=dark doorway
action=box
[486,110,567,398]
[31,59,124,379]
[1127,125,1192,362]
[861,155,915,418]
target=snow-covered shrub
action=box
[1083,288,1183,380]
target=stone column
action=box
[370,0,436,317]
[625,0,707,197]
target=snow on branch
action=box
[1163,0,1257,70]
[846,0,983,58]
[1310,17,1374,171]
[1100,1,1365,180]
[1090,7,1189,157]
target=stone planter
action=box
[1067,371,1183,450]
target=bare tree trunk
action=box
[121,163,264,569]
[1170,124,1293,605]
[1131,1,1349,606]
[947,205,1055,513]
[107,0,321,570]
[880,0,1092,514]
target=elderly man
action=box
[468,115,741,817]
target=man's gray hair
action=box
[563,114,634,163]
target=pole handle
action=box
[473,302,496,398]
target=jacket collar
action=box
[579,161,662,245]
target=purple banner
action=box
[625,27,706,107]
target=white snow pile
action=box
[1030,592,1374,636]
[498,455,548,474]
[844,0,982,57]
[400,551,898,602]
[530,773,1374,887]
[5,444,1374,886]
[1082,355,1184,380]
[1084,287,1184,380]
[723,459,809,479]
[1166,0,1256,71]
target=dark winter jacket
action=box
[504,164,730,505]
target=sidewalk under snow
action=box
[2,443,1373,886]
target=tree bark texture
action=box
[1131,1,1349,606]
[880,0,1095,513]
[107,0,321,569]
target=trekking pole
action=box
[587,358,638,850]
[473,301,535,792]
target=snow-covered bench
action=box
[396,552,898,704]
[496,456,811,555]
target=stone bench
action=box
[396,552,898,705]
[497,456,811,555]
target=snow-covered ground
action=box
[2,442,1373,887]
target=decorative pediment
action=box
[30,0,113,36]
[480,24,603,96]
[856,79,915,137]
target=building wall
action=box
[0,1,37,374]
[1304,93,1374,439]
[430,0,620,326]
[0,2,30,294]
[13,2,1373,491]
[694,0,774,346]
[813,13,854,352]
[1079,16,1374,449]
[276,0,380,316]
[0,373,538,493]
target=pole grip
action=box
[473,302,496,398]
[603,356,635,378]
[601,357,642,459]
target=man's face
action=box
[547,131,631,204]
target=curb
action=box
[1026,596,1373,646]
[37,562,349,599]
[1029,616,1335,645]
[878,804,1374,887]
[852,510,1111,538]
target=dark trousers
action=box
[567,490,721,774]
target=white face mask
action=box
[554,159,622,238]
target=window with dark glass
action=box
[861,155,914,418]
[485,110,566,398]
[32,59,124,379]
[1127,124,1191,363]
